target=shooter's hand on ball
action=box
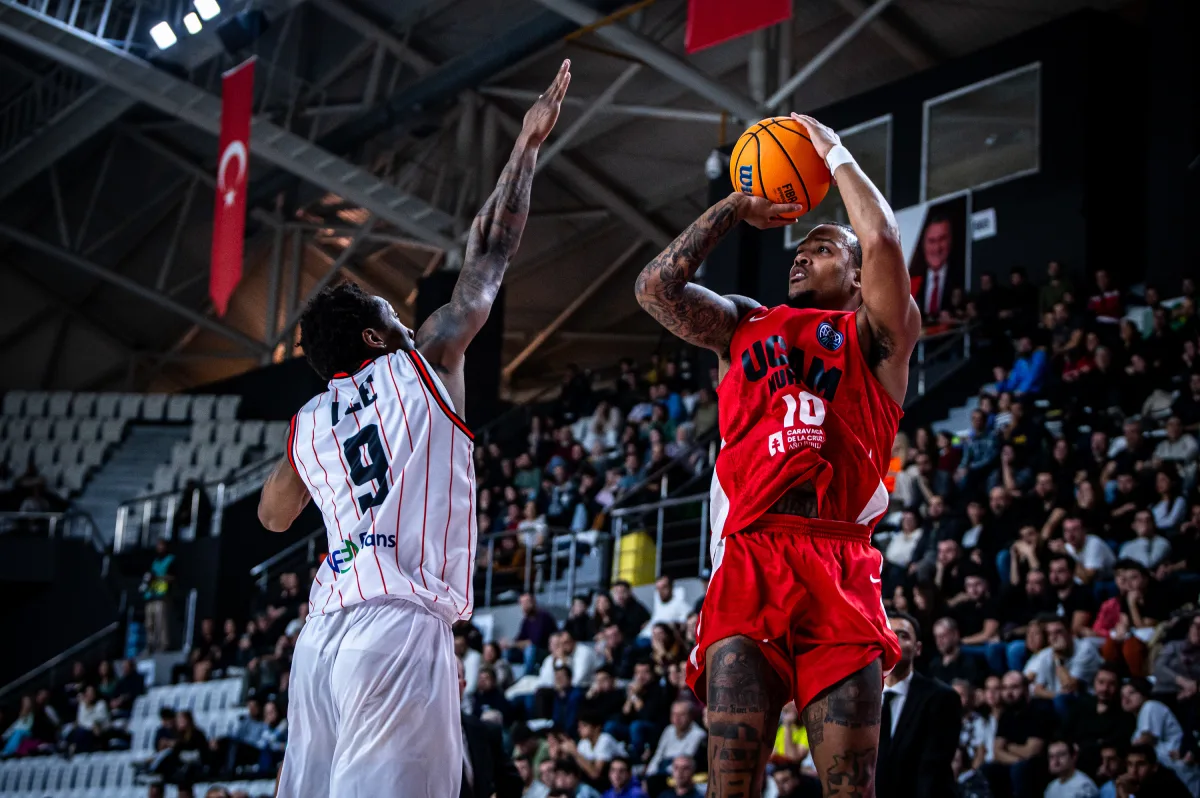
[729,193,805,229]
[789,113,841,160]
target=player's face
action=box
[788,225,859,310]
[369,296,414,353]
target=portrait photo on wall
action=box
[906,193,970,324]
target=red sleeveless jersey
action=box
[710,305,902,539]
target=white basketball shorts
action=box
[276,597,462,798]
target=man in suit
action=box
[877,611,962,798]
[458,657,523,798]
[909,214,963,321]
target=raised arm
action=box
[792,114,921,403]
[416,60,570,371]
[634,192,800,360]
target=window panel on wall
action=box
[923,63,1040,201]
[785,115,891,248]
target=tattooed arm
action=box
[416,60,570,376]
[634,193,801,360]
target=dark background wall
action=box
[705,10,1192,297]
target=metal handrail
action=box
[249,527,324,590]
[606,427,718,514]
[0,621,120,704]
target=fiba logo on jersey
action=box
[328,540,360,574]
[816,321,843,352]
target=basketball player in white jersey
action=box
[257,61,571,797]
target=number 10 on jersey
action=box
[768,390,827,457]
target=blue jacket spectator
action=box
[994,336,1048,396]
[550,666,584,734]
[957,411,1000,490]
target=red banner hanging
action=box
[685,0,792,54]
[210,57,256,317]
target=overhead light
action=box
[149,21,177,49]
[193,0,220,21]
[183,12,202,33]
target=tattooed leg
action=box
[705,636,788,798]
[801,658,883,798]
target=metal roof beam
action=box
[530,0,760,121]
[0,224,270,355]
[766,0,894,112]
[830,0,937,70]
[0,1,456,251]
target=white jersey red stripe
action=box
[287,350,476,625]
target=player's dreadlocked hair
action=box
[828,222,863,270]
[298,282,383,381]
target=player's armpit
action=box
[258,456,311,532]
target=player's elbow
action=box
[257,499,292,533]
[859,226,902,256]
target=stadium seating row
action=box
[0,417,125,496]
[130,677,245,719]
[1,392,241,423]
[148,423,288,495]
[1,417,126,445]
[0,752,275,797]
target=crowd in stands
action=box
[883,268,1200,798]
[472,355,717,599]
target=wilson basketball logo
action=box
[738,165,754,195]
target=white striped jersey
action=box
[286,349,476,625]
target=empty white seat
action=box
[1,390,26,416]
[238,419,265,446]
[7,440,33,469]
[33,443,56,470]
[81,442,107,468]
[178,465,205,486]
[153,464,177,493]
[63,463,89,494]
[69,392,97,417]
[77,418,101,441]
[195,444,219,469]
[142,393,168,421]
[30,417,52,440]
[215,394,241,421]
[214,422,238,446]
[117,393,143,419]
[52,417,77,441]
[166,395,192,422]
[218,442,247,469]
[4,417,29,441]
[191,422,216,444]
[264,421,289,453]
[23,391,48,416]
[191,394,216,421]
[94,393,119,418]
[170,441,195,468]
[100,420,125,443]
[57,441,83,465]
[47,391,71,416]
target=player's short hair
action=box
[298,282,385,382]
[827,222,863,270]
[886,609,922,640]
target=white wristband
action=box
[825,144,855,174]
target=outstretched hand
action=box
[521,59,571,144]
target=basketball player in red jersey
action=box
[635,113,921,798]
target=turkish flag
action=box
[685,0,792,53]
[210,57,255,317]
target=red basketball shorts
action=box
[686,514,901,712]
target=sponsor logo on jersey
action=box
[738,165,754,195]
[358,531,397,548]
[768,432,784,456]
[740,335,842,401]
[816,321,844,352]
[328,540,360,574]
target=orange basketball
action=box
[729,116,831,219]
